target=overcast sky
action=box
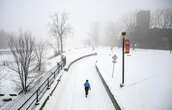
[0,0,172,42]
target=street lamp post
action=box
[120,32,126,88]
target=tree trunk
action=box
[60,36,63,53]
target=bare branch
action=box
[9,32,35,93]
[49,12,71,55]
[34,42,46,72]
[151,9,172,29]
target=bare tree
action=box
[9,32,35,93]
[151,9,172,29]
[122,11,138,32]
[47,41,59,56]
[151,9,165,28]
[163,9,172,29]
[49,12,70,56]
[34,42,46,72]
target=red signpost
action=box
[124,39,130,54]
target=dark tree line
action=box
[0,30,10,49]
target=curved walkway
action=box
[43,56,115,110]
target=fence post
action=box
[57,62,60,70]
[59,62,61,70]
[35,89,39,105]
[53,72,56,79]
[58,67,60,74]
[47,78,50,89]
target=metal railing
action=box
[17,58,66,110]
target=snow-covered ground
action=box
[64,48,95,67]
[0,51,18,108]
[0,48,56,108]
[1,47,172,110]
[96,47,172,110]
[42,56,115,110]
[0,48,96,109]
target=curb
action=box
[95,65,121,110]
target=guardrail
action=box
[17,57,66,110]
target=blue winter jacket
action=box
[84,82,90,88]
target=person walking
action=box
[84,80,91,98]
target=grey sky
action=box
[0,0,172,41]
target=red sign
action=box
[124,39,130,54]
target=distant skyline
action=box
[0,0,172,43]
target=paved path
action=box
[43,56,115,110]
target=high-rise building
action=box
[136,10,150,30]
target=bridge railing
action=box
[17,57,66,110]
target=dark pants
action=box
[85,87,89,96]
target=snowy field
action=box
[96,47,172,110]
